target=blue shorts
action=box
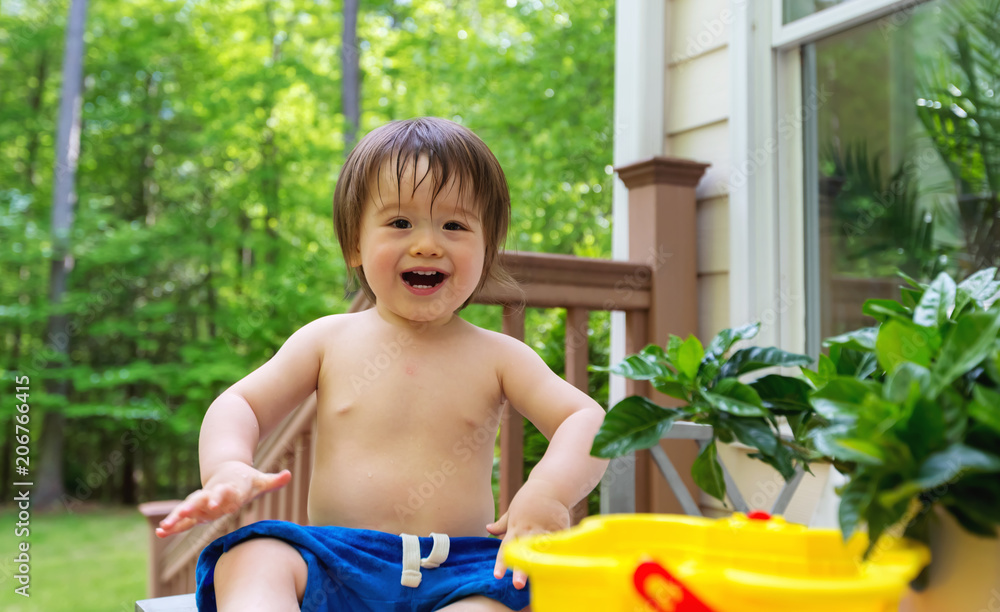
[195,520,530,612]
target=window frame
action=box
[731,0,935,355]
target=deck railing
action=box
[138,156,710,598]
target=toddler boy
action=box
[157,117,608,611]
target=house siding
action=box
[664,0,732,343]
[660,0,832,521]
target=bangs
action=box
[367,125,486,218]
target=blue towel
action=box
[195,520,530,612]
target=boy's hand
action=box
[486,480,571,590]
[155,462,291,538]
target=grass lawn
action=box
[0,504,148,612]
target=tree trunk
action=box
[25,52,48,188]
[120,436,136,505]
[0,417,10,502]
[262,1,283,266]
[342,0,360,152]
[36,0,89,510]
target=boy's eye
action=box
[390,219,411,229]
[443,221,466,231]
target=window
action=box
[783,0,851,24]
[734,0,999,354]
[803,0,999,340]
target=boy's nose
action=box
[410,228,442,257]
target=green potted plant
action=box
[805,268,1000,611]
[590,322,815,504]
[589,268,1000,610]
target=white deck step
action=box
[135,593,197,612]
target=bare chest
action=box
[317,329,503,435]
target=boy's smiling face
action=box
[351,156,487,326]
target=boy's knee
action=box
[438,596,529,611]
[215,537,308,601]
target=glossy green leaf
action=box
[699,359,721,384]
[727,417,779,456]
[810,425,885,465]
[755,442,798,480]
[884,362,931,404]
[902,397,947,460]
[590,396,682,458]
[665,335,684,367]
[601,350,667,380]
[809,377,877,421]
[692,440,726,502]
[838,473,877,540]
[652,377,689,401]
[901,287,923,309]
[897,270,926,290]
[957,267,999,308]
[676,335,704,380]
[750,374,813,413]
[875,319,936,372]
[970,385,1000,435]
[986,344,1000,385]
[913,272,956,327]
[943,474,1000,525]
[800,369,823,388]
[864,497,912,558]
[704,322,760,361]
[704,379,767,417]
[824,327,879,352]
[802,354,837,388]
[932,310,1000,393]
[717,347,813,379]
[862,298,911,323]
[640,344,670,364]
[879,444,1000,507]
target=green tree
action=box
[1,0,615,504]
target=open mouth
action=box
[401,270,448,289]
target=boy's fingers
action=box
[512,570,528,590]
[161,497,196,527]
[493,547,508,580]
[258,469,292,494]
[486,512,508,536]
[156,516,197,538]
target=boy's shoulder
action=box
[294,311,359,333]
[458,317,534,357]
[286,311,369,346]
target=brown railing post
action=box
[138,500,182,598]
[565,307,590,524]
[499,304,526,514]
[616,156,709,514]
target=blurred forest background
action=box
[0,0,615,517]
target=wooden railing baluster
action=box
[499,304,527,515]
[565,307,591,524]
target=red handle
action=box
[633,561,717,612]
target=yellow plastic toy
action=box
[503,511,929,612]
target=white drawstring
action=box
[399,533,450,588]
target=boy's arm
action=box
[157,318,328,537]
[486,335,608,585]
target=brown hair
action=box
[333,117,518,307]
